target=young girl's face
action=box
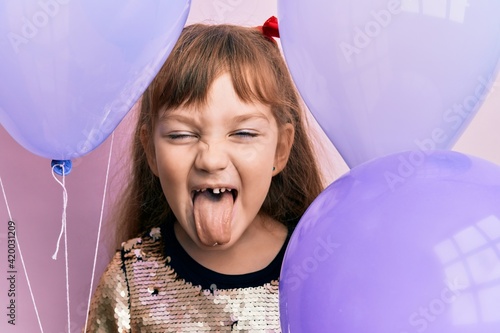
[147,73,293,249]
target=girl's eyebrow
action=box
[159,112,270,124]
[231,113,270,124]
[158,113,194,123]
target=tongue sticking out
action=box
[193,190,234,246]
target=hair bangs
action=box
[229,60,281,109]
[151,24,282,119]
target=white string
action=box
[0,177,45,333]
[51,167,68,260]
[50,166,71,333]
[84,133,115,332]
[0,177,12,219]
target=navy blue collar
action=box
[162,221,289,290]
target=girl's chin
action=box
[201,242,229,250]
[196,232,234,248]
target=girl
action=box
[86,20,324,332]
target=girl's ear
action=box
[140,125,159,176]
[273,123,294,175]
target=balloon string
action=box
[0,177,13,220]
[51,166,68,260]
[50,166,71,333]
[0,177,45,333]
[84,132,115,333]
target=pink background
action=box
[1,1,499,332]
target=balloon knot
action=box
[51,160,72,176]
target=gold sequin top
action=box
[86,226,286,332]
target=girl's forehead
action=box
[159,99,273,121]
[157,94,276,127]
[163,72,272,110]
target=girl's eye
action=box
[232,131,258,138]
[166,132,197,141]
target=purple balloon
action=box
[278,0,500,167]
[280,150,500,332]
[0,0,190,160]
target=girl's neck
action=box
[173,216,288,275]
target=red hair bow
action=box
[257,16,280,43]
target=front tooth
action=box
[220,188,226,193]
[213,188,221,194]
[201,189,206,192]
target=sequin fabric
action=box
[86,228,282,332]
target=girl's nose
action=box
[194,140,229,173]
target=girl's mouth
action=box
[192,187,238,201]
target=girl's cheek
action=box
[239,147,260,164]
[236,142,273,164]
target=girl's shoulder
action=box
[119,226,165,262]
[121,226,162,249]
